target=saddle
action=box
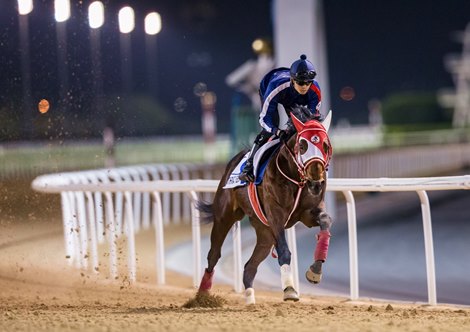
[223,138,281,189]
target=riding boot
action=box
[239,142,262,182]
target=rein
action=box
[274,140,307,227]
[275,134,328,227]
[251,128,330,229]
[275,141,306,187]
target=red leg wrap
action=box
[198,268,214,292]
[314,230,331,262]
[271,246,278,258]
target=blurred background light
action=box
[340,86,356,101]
[145,12,162,35]
[118,6,135,34]
[88,1,105,29]
[17,0,33,15]
[251,38,264,53]
[54,0,71,23]
[193,82,208,97]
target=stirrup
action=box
[239,170,255,182]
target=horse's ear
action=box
[321,110,332,132]
[290,112,304,132]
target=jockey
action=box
[239,54,322,183]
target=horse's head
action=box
[289,111,333,196]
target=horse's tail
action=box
[195,200,214,224]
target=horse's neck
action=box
[276,140,301,179]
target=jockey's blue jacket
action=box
[258,67,322,134]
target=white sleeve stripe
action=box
[259,81,291,132]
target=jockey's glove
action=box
[275,129,290,142]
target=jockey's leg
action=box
[242,224,274,304]
[239,130,271,183]
[306,211,333,284]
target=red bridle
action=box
[276,120,332,186]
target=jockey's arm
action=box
[258,95,281,134]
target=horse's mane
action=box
[285,104,317,133]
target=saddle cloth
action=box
[223,138,281,189]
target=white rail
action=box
[32,172,470,305]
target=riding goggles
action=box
[294,80,312,86]
[292,70,316,81]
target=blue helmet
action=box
[290,54,316,82]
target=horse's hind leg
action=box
[242,223,274,304]
[199,211,239,292]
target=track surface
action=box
[1,179,470,331]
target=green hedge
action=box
[381,91,451,127]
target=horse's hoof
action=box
[306,261,322,284]
[198,268,215,292]
[283,286,299,302]
[245,287,255,305]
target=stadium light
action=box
[118,6,135,34]
[145,12,161,35]
[54,0,71,23]
[88,1,104,29]
[17,0,33,15]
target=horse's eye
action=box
[299,139,307,154]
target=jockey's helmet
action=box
[290,54,316,82]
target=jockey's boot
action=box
[239,158,255,182]
[239,142,262,183]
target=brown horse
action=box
[197,107,333,304]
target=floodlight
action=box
[54,0,71,23]
[118,6,135,34]
[17,0,33,15]
[88,1,104,29]
[145,12,161,35]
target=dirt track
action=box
[1,179,470,331]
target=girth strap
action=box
[247,183,269,226]
[248,181,304,229]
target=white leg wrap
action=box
[245,287,255,305]
[280,264,294,290]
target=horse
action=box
[196,106,333,304]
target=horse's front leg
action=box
[306,210,333,284]
[273,225,299,302]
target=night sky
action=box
[1,0,469,138]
